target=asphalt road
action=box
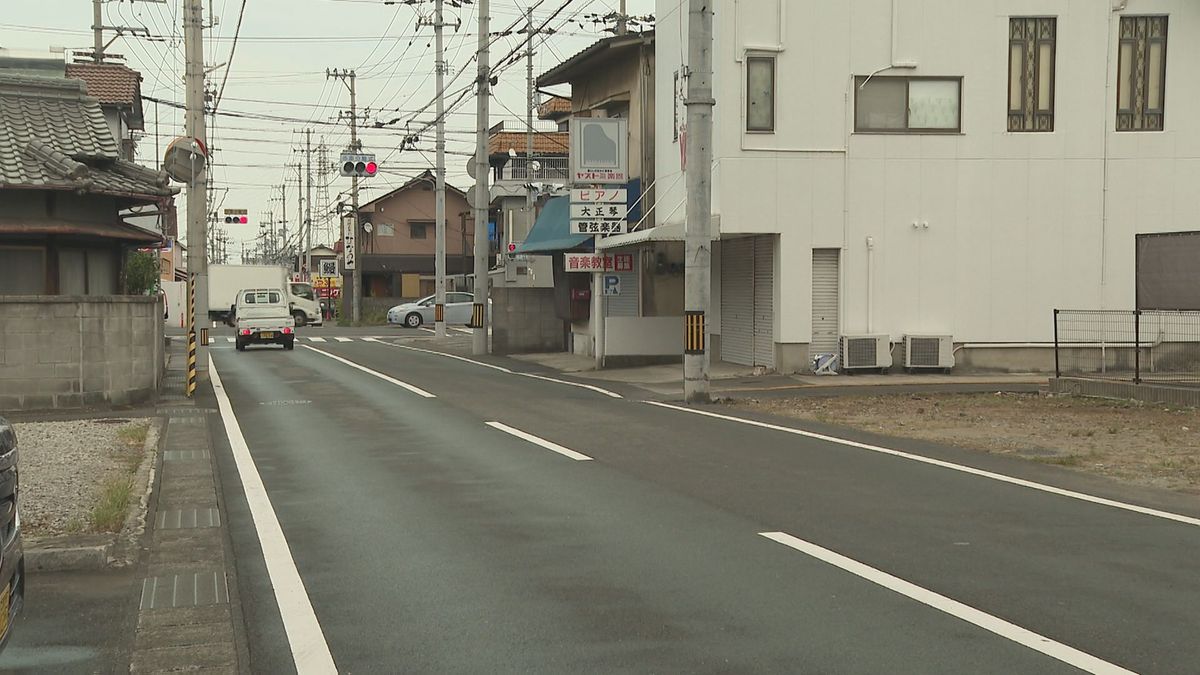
[206,330,1200,674]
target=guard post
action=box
[187,273,198,397]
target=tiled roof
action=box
[537,96,572,120]
[65,62,141,105]
[488,131,569,156]
[0,74,173,199]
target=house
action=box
[0,73,176,409]
[511,30,661,363]
[65,62,144,162]
[655,0,1200,372]
[354,170,479,304]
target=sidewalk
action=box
[508,352,1046,398]
[129,341,244,672]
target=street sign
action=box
[569,188,627,204]
[570,219,627,235]
[565,252,634,272]
[603,274,622,296]
[570,118,628,184]
[317,259,338,277]
[342,215,357,269]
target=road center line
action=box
[646,401,1200,528]
[371,341,624,398]
[301,345,436,398]
[485,421,594,461]
[759,532,1133,674]
[209,357,338,674]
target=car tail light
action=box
[282,327,293,334]
[239,329,251,335]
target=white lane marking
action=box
[334,337,353,342]
[376,341,623,398]
[451,327,472,335]
[209,358,338,674]
[646,401,1200,528]
[307,337,326,343]
[301,345,436,398]
[485,421,593,461]
[420,327,436,334]
[759,532,1134,674]
[224,337,234,343]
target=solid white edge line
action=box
[645,401,1200,528]
[301,345,436,398]
[209,357,338,674]
[377,342,624,398]
[485,421,594,461]
[759,532,1134,674]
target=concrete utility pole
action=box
[280,183,287,263]
[525,8,535,242]
[184,0,208,371]
[296,164,303,273]
[305,128,313,280]
[92,0,104,63]
[616,0,628,36]
[472,0,490,355]
[327,69,361,323]
[433,0,448,338]
[683,0,713,403]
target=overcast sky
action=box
[1,0,654,255]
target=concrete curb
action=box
[24,417,163,572]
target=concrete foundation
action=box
[0,295,164,410]
[1050,377,1200,407]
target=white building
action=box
[651,0,1200,372]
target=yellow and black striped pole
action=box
[685,310,705,355]
[186,274,197,397]
[470,302,485,329]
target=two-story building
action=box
[655,0,1200,372]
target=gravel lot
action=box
[16,418,150,537]
[735,392,1200,493]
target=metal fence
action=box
[1054,309,1200,386]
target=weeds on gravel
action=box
[91,477,135,532]
[117,422,149,450]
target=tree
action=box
[124,251,159,295]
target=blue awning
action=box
[514,196,592,254]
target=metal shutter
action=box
[605,270,639,317]
[810,249,840,358]
[720,238,755,365]
[752,236,775,368]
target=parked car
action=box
[387,293,485,328]
[0,418,25,653]
[233,288,297,351]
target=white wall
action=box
[606,316,683,356]
[657,0,1200,346]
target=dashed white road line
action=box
[485,422,593,461]
[334,337,353,342]
[225,337,235,343]
[301,345,436,398]
[209,358,338,674]
[646,401,1200,528]
[306,337,326,343]
[759,532,1134,674]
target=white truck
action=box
[208,264,322,326]
[233,288,296,351]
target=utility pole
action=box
[92,0,104,63]
[616,0,628,36]
[184,0,209,371]
[433,0,448,338]
[305,128,313,280]
[683,0,713,403]
[525,8,535,243]
[280,183,287,264]
[328,68,361,323]
[472,0,490,355]
[296,163,304,275]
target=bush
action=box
[124,251,159,295]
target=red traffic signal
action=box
[365,161,378,176]
[507,243,517,253]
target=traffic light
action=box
[223,215,249,224]
[339,153,378,178]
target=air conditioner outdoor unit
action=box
[840,334,893,371]
[903,334,955,370]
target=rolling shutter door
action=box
[811,249,840,357]
[720,238,754,365]
[752,236,775,368]
[605,269,639,317]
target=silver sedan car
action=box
[387,292,481,328]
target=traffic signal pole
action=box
[327,68,361,323]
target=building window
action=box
[409,222,430,239]
[1008,17,1056,132]
[1117,15,1168,132]
[746,56,775,132]
[854,76,961,133]
[378,222,395,236]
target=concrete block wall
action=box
[0,296,164,411]
[492,287,564,355]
